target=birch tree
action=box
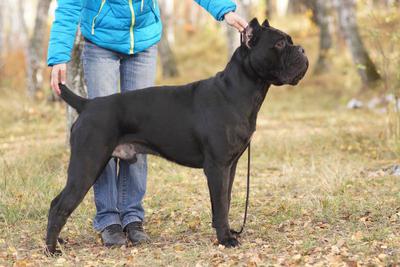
[314,0,333,73]
[308,0,334,74]
[66,32,86,140]
[0,1,4,73]
[265,0,273,18]
[336,0,381,87]
[276,0,289,17]
[21,0,52,98]
[158,0,179,78]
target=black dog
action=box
[45,18,308,254]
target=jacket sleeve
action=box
[47,0,82,66]
[194,0,236,21]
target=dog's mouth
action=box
[271,53,309,86]
[289,60,309,85]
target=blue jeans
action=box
[82,40,157,231]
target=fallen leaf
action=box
[351,231,363,241]
[292,254,302,262]
[378,254,387,260]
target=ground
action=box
[0,12,400,267]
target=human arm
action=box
[224,11,248,32]
[47,0,81,94]
[194,0,248,31]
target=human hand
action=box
[51,63,67,95]
[224,12,248,32]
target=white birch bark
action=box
[314,0,333,74]
[66,31,86,142]
[335,0,381,86]
[23,0,52,98]
[0,1,4,71]
[158,0,179,78]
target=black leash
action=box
[231,142,251,236]
[231,32,251,236]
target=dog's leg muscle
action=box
[227,160,238,214]
[204,161,239,248]
[46,133,113,255]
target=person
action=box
[47,0,248,247]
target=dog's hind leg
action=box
[45,137,112,255]
[204,160,239,248]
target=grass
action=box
[1,12,400,266]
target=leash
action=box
[231,142,251,236]
[230,32,251,236]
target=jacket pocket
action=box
[91,0,110,35]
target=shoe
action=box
[125,221,150,245]
[101,224,126,247]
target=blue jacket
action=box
[47,0,236,66]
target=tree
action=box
[158,0,179,78]
[276,0,289,17]
[336,0,381,87]
[265,0,273,18]
[19,0,52,98]
[0,0,6,74]
[314,0,333,74]
[307,0,334,74]
[66,31,86,141]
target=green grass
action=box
[1,13,400,266]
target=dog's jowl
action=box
[45,18,308,254]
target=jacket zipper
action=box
[91,0,106,35]
[128,0,135,54]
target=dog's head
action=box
[242,18,308,86]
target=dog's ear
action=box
[262,19,270,27]
[242,18,262,49]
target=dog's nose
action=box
[298,46,305,54]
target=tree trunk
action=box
[313,0,333,74]
[226,0,251,57]
[0,1,4,73]
[289,0,306,13]
[336,0,381,87]
[276,0,289,17]
[158,0,179,78]
[265,0,273,18]
[66,32,86,142]
[25,0,52,98]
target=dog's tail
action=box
[59,83,88,113]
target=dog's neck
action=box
[222,46,270,90]
[215,47,271,120]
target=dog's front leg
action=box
[204,161,239,247]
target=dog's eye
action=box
[275,40,286,49]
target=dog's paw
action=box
[230,229,241,237]
[44,247,62,257]
[220,237,240,248]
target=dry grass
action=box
[1,11,400,266]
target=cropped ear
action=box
[242,18,262,49]
[262,19,270,27]
[249,18,261,29]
